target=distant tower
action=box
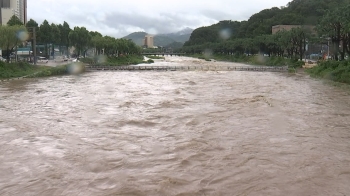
[0,0,27,25]
[144,35,154,48]
[0,0,10,25]
[20,0,27,24]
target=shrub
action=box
[307,60,350,84]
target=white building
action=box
[0,0,27,25]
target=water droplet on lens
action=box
[219,28,232,40]
[17,30,29,41]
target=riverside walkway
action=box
[85,65,289,72]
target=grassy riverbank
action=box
[188,54,305,68]
[0,61,71,80]
[0,62,46,79]
[306,60,350,85]
[80,55,154,66]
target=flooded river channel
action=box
[1,57,350,195]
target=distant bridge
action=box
[85,65,288,72]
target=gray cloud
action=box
[28,0,291,37]
[103,12,216,35]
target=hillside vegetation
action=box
[181,0,350,62]
[123,28,193,48]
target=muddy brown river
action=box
[1,57,350,196]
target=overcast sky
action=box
[28,0,291,38]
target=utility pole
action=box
[27,27,37,65]
[33,28,37,65]
[327,37,330,60]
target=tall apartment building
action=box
[144,35,154,48]
[0,0,27,25]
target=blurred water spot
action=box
[148,28,158,35]
[204,49,213,59]
[67,63,84,75]
[97,55,107,64]
[17,30,29,41]
[257,55,266,64]
[219,28,232,40]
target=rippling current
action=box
[1,57,350,196]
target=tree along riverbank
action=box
[79,55,154,66]
[306,60,350,85]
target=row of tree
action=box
[1,15,141,61]
[181,0,350,61]
[26,18,142,57]
[181,27,313,61]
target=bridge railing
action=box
[142,53,186,56]
[85,65,289,72]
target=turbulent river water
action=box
[1,57,350,196]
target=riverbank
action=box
[0,61,73,81]
[306,60,350,85]
[0,55,154,81]
[187,54,304,68]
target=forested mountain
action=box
[182,0,350,61]
[158,27,193,43]
[123,32,147,46]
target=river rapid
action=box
[0,57,350,196]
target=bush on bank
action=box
[27,64,69,78]
[306,60,350,84]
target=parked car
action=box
[37,57,48,63]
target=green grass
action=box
[0,61,74,80]
[306,60,350,84]
[0,62,46,79]
[27,64,70,78]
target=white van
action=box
[37,57,48,63]
[0,56,6,62]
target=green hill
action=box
[123,32,147,46]
[184,0,349,47]
[181,0,350,61]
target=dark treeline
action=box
[180,0,350,61]
[1,15,141,61]
[25,18,141,58]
